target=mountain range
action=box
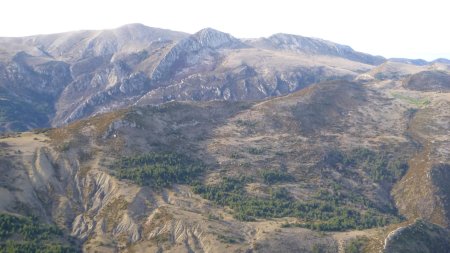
[0,24,450,253]
[0,23,399,131]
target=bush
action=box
[345,236,369,253]
[260,169,294,184]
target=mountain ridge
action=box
[0,23,390,132]
[247,32,386,65]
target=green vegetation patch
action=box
[192,148,406,231]
[324,148,408,184]
[193,177,401,230]
[111,152,205,187]
[391,93,430,107]
[216,234,243,244]
[0,213,79,252]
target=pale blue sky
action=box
[1,0,448,61]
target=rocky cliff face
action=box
[0,52,72,131]
[0,24,188,131]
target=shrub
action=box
[260,169,294,184]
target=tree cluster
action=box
[112,152,205,187]
[0,213,79,253]
[192,177,400,230]
[324,148,408,183]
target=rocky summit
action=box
[0,24,450,253]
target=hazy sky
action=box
[1,0,448,60]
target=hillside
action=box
[1,71,450,252]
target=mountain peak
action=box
[116,23,149,31]
[112,23,188,41]
[192,27,246,49]
[119,23,148,29]
[196,27,223,35]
